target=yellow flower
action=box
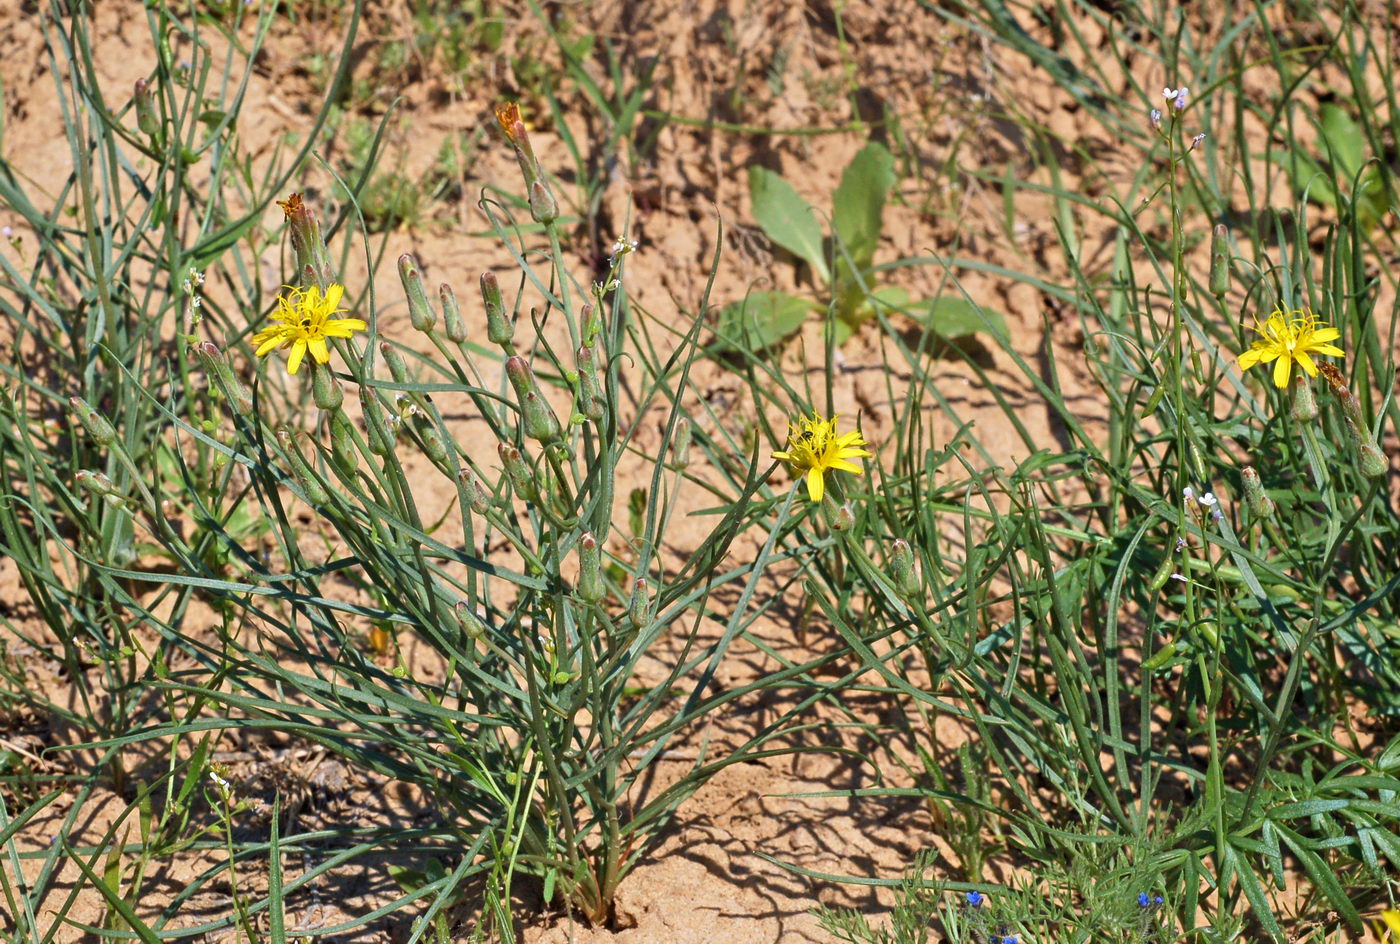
[252,284,366,375]
[495,102,523,142]
[772,413,872,502]
[1236,308,1343,388]
[1380,911,1400,942]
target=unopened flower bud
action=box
[359,386,395,456]
[1149,108,1162,129]
[415,415,449,463]
[581,302,602,343]
[133,78,161,138]
[440,284,467,343]
[523,391,562,444]
[530,179,559,224]
[576,345,604,421]
[1241,466,1275,519]
[193,341,253,417]
[69,396,117,446]
[890,539,920,598]
[310,361,343,410]
[453,601,488,640]
[481,271,512,346]
[330,408,358,475]
[381,341,410,385]
[457,469,492,515]
[398,254,437,333]
[498,442,538,502]
[75,469,121,498]
[1289,376,1318,422]
[277,428,328,505]
[1321,367,1388,478]
[577,531,605,603]
[628,577,651,630]
[1209,224,1230,298]
[668,416,691,470]
[277,193,334,289]
[504,355,536,400]
[823,500,856,532]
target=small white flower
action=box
[1,225,12,238]
[1189,132,1206,151]
[1198,492,1218,508]
[1183,486,1195,503]
[1163,87,1177,101]
[191,296,202,308]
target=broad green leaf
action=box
[832,142,895,272]
[713,291,812,352]
[749,167,830,283]
[1319,104,1364,179]
[910,296,1007,340]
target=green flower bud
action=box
[1289,377,1318,422]
[359,386,395,456]
[133,78,160,139]
[581,303,602,344]
[1328,375,1388,478]
[530,179,559,224]
[398,253,437,333]
[481,271,513,346]
[381,342,410,385]
[889,538,920,598]
[523,390,562,445]
[498,442,538,502]
[277,427,328,505]
[504,355,536,400]
[69,396,117,446]
[823,500,856,532]
[576,345,604,421]
[457,468,491,515]
[310,360,343,411]
[628,577,651,630]
[577,531,604,603]
[75,469,122,499]
[440,283,467,343]
[330,408,358,475]
[415,415,449,463]
[1208,224,1230,298]
[193,341,253,417]
[453,601,487,640]
[277,193,334,290]
[1241,466,1275,519]
[667,416,691,471]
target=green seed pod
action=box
[576,345,605,421]
[453,601,487,640]
[1208,224,1230,299]
[577,531,604,603]
[628,577,651,630]
[398,254,437,333]
[440,283,467,343]
[530,179,559,225]
[457,468,491,515]
[481,271,512,346]
[889,538,920,598]
[1289,377,1319,422]
[381,342,410,385]
[133,78,160,138]
[359,386,395,456]
[277,428,328,506]
[69,396,117,446]
[523,390,562,445]
[1148,552,1177,593]
[498,442,539,502]
[1240,466,1275,519]
[310,360,343,411]
[667,416,691,471]
[1141,640,1178,672]
[330,408,358,475]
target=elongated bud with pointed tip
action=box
[523,391,562,444]
[890,539,920,598]
[628,577,651,629]
[69,396,117,446]
[415,416,449,463]
[581,303,602,344]
[75,469,122,498]
[133,78,160,138]
[193,341,253,417]
[481,271,512,346]
[440,284,467,343]
[277,193,333,289]
[381,342,410,385]
[278,428,328,505]
[359,386,395,456]
[398,254,437,333]
[1209,225,1230,298]
[454,601,487,640]
[667,417,691,470]
[504,355,536,400]
[310,361,343,410]
[1289,376,1319,422]
[498,442,538,502]
[457,468,492,515]
[530,180,559,224]
[1240,467,1275,519]
[330,408,357,475]
[1320,366,1388,478]
[576,345,605,421]
[578,532,604,603]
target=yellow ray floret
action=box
[772,412,873,502]
[252,284,367,376]
[1236,308,1343,388]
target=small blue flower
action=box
[1154,896,1163,906]
[966,891,984,907]
[1139,892,1151,908]
[1002,937,1019,944]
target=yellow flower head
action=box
[495,102,523,142]
[252,284,366,376]
[1381,911,1400,942]
[1236,308,1343,388]
[772,413,872,502]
